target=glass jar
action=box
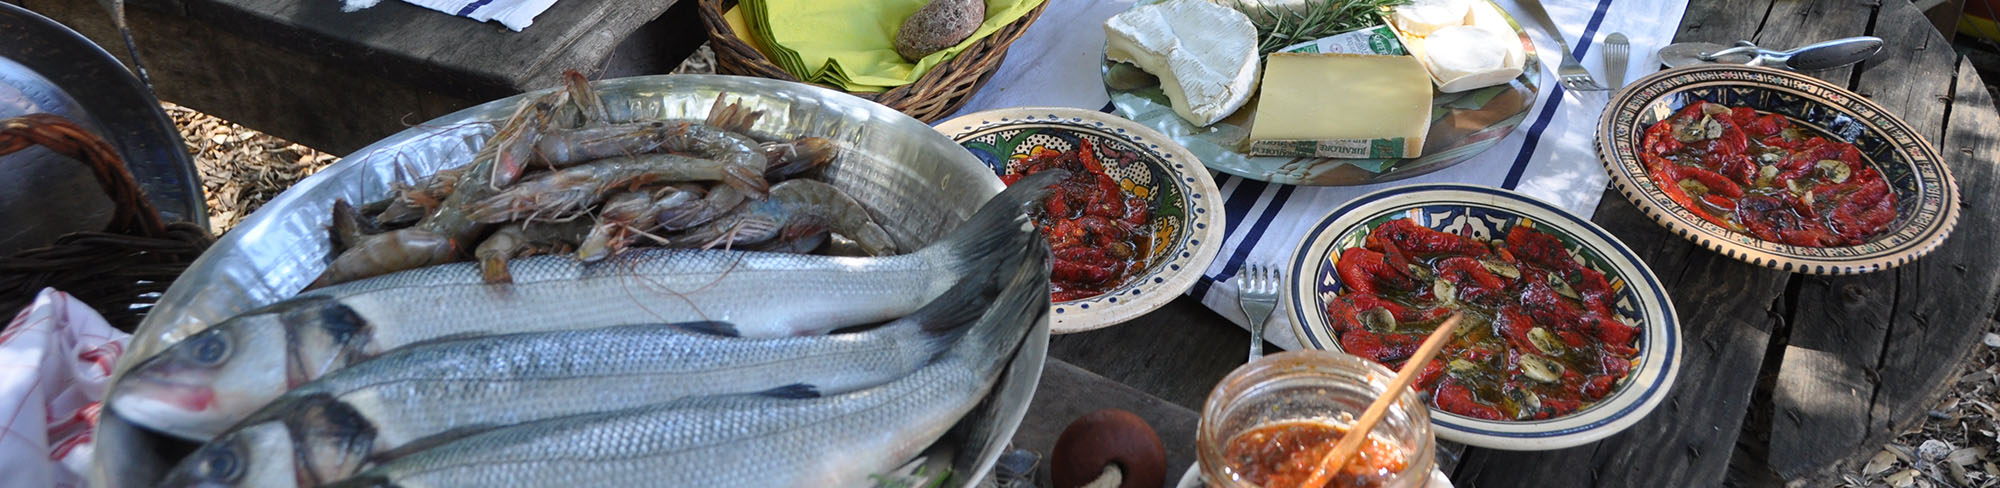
[1196,350,1435,488]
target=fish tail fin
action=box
[898,170,1061,356]
[920,169,1066,277]
[958,240,1052,373]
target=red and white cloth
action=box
[1,289,130,488]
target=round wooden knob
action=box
[1050,408,1166,488]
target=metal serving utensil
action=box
[1515,0,1609,91]
[1658,36,1884,71]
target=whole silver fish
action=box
[321,243,1049,488]
[109,171,1064,441]
[154,242,1024,488]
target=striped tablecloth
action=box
[947,0,1690,350]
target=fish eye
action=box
[186,332,231,366]
[197,447,241,481]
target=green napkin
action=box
[741,0,1043,93]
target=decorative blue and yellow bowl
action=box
[1597,64,1960,275]
[1287,184,1680,450]
[938,107,1226,333]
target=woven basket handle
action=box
[0,113,167,238]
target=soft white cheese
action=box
[1424,25,1524,92]
[1105,0,1260,126]
[1392,0,1473,36]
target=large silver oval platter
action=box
[93,74,1047,487]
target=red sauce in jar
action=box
[999,139,1152,301]
[1222,419,1408,488]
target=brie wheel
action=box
[1104,0,1260,126]
[1424,25,1524,92]
[1392,0,1473,36]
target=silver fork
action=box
[1234,264,1280,361]
[1515,0,1609,92]
[1604,32,1630,89]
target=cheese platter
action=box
[1101,0,1543,186]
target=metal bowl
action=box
[0,4,203,254]
[92,74,1046,487]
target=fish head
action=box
[156,421,302,488]
[109,315,288,440]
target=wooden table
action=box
[1020,0,2000,486]
[15,0,1995,485]
[17,0,704,154]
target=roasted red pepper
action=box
[1330,219,1644,421]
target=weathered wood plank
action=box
[1672,0,1777,52]
[26,0,478,154]
[1011,359,1201,487]
[1752,0,1877,84]
[1765,0,1967,480]
[1813,55,2000,481]
[143,0,672,99]
[1048,297,1249,411]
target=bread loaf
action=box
[894,0,985,61]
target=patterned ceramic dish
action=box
[1286,184,1681,450]
[1597,64,1960,274]
[937,107,1226,333]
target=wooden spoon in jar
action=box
[1297,313,1462,488]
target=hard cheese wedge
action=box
[1247,53,1434,159]
[1103,0,1259,127]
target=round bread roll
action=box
[894,0,986,62]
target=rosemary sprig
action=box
[1230,0,1412,55]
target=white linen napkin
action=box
[343,0,558,32]
[0,289,131,488]
[947,0,1690,350]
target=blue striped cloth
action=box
[948,0,1689,350]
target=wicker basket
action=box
[0,114,211,331]
[699,0,1047,123]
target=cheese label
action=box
[1249,138,1414,158]
[1278,26,1408,56]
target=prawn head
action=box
[309,228,456,288]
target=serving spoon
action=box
[1658,36,1883,71]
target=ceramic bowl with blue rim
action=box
[1286,184,1681,450]
[1597,64,1960,275]
[937,107,1226,334]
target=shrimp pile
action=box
[312,71,884,287]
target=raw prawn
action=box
[657,184,745,231]
[472,219,591,283]
[673,179,895,256]
[468,153,760,223]
[308,86,571,288]
[761,137,840,179]
[576,191,664,263]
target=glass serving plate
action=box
[1102,0,1542,186]
[90,74,1046,488]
